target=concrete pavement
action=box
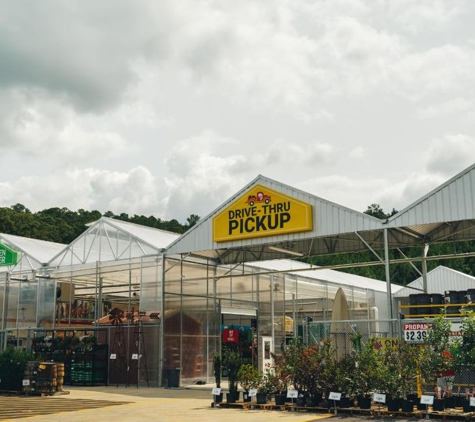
[3,386,335,422]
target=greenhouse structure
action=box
[2,163,475,387]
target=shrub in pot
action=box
[256,369,272,404]
[419,309,460,403]
[376,342,420,412]
[213,354,223,403]
[223,348,242,403]
[237,364,260,402]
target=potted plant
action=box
[351,336,381,409]
[286,340,336,407]
[334,354,358,408]
[223,348,242,403]
[269,353,291,405]
[237,363,260,402]
[456,309,475,411]
[379,342,419,412]
[419,309,460,411]
[256,368,272,404]
[213,354,223,403]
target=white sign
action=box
[131,353,139,360]
[287,389,298,398]
[404,323,429,343]
[22,379,30,386]
[420,395,434,405]
[470,397,475,407]
[249,389,257,397]
[212,388,222,396]
[328,392,341,401]
[110,353,117,360]
[373,393,386,404]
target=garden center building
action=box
[1,163,475,387]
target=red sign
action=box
[223,329,239,343]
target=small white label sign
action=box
[328,392,341,401]
[249,389,257,397]
[212,388,222,396]
[420,395,434,405]
[287,389,298,398]
[22,379,30,386]
[131,353,138,360]
[470,397,475,407]
[373,393,386,404]
[110,353,117,360]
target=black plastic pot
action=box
[358,396,372,409]
[256,393,267,404]
[275,394,286,405]
[306,395,321,408]
[386,398,401,412]
[432,398,445,411]
[338,397,352,408]
[401,399,414,412]
[462,398,475,413]
[445,396,455,408]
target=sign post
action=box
[328,392,341,414]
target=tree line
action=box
[0,203,200,244]
[1,203,474,286]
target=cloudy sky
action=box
[1,1,475,223]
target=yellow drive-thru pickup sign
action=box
[213,184,313,242]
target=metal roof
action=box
[165,165,475,266]
[385,163,475,245]
[394,266,475,298]
[165,174,384,263]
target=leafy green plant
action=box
[0,347,34,391]
[377,342,419,399]
[351,336,383,398]
[420,309,460,387]
[223,348,242,396]
[237,363,260,393]
[213,354,221,388]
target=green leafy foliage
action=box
[222,348,242,395]
[0,347,34,391]
[0,204,200,243]
[420,309,460,386]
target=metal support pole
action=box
[384,229,393,320]
[270,275,275,352]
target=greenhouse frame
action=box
[2,164,475,387]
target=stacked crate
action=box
[23,362,63,396]
[36,362,57,396]
[22,361,39,395]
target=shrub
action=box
[0,347,34,391]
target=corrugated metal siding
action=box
[166,175,383,255]
[394,266,475,297]
[387,164,475,228]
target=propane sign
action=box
[212,184,313,242]
[403,322,429,343]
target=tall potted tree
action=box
[456,309,475,411]
[223,348,242,403]
[213,354,223,403]
[419,309,460,411]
